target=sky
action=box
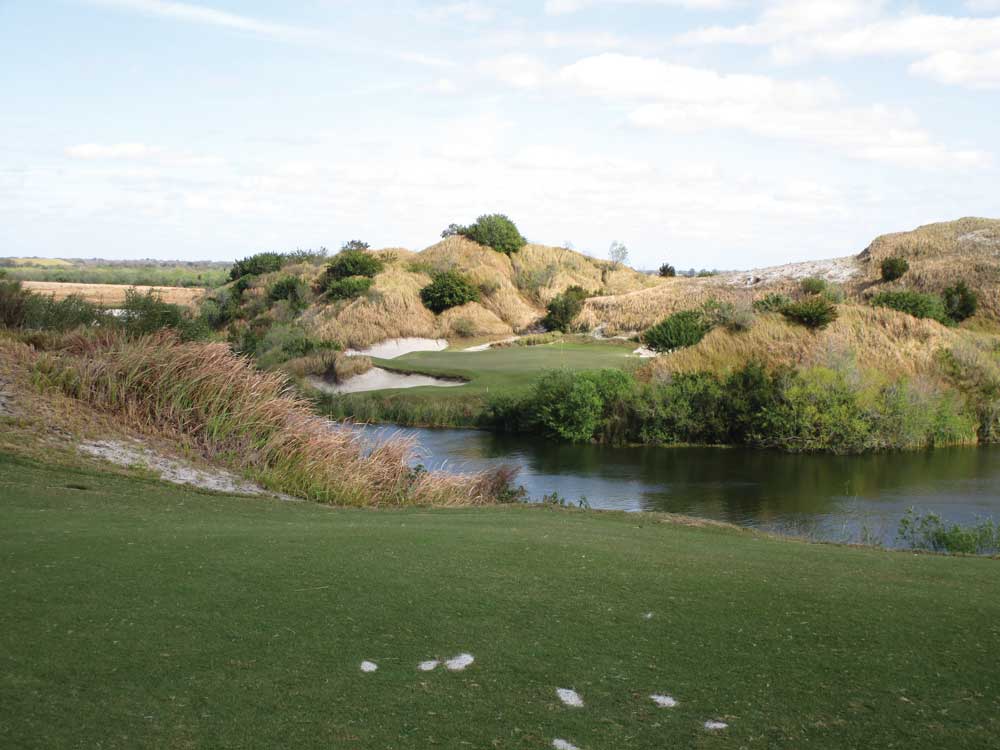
[1,0,998,269]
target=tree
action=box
[609,241,629,269]
[658,263,676,278]
[458,214,526,255]
[341,240,370,252]
[943,280,978,322]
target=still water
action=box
[358,425,1000,546]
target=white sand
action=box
[704,720,728,730]
[418,660,439,671]
[360,661,378,673]
[462,337,519,351]
[552,740,580,750]
[307,368,465,394]
[444,653,475,671]
[650,694,677,708]
[346,338,448,359]
[556,688,584,707]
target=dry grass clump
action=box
[639,305,973,382]
[27,330,514,506]
[855,218,1000,318]
[21,281,203,307]
[438,303,512,338]
[280,351,372,382]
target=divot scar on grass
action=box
[552,740,580,750]
[360,660,378,672]
[556,688,584,707]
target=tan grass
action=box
[22,281,203,307]
[25,330,511,506]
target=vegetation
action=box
[781,296,839,329]
[870,290,948,324]
[1,259,230,288]
[658,262,676,277]
[324,248,384,282]
[541,285,590,332]
[448,214,526,255]
[420,271,480,313]
[943,280,978,322]
[325,276,373,301]
[4,453,999,749]
[642,310,712,352]
[896,507,1000,555]
[752,293,792,313]
[229,251,286,281]
[608,240,629,269]
[881,256,910,282]
[340,239,371,252]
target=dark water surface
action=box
[357,425,1000,546]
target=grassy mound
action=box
[3,453,999,749]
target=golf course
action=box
[2,453,999,749]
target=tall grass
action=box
[29,330,514,506]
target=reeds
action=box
[30,330,514,506]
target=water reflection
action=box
[355,425,1000,546]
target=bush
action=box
[800,277,827,296]
[541,286,589,332]
[642,310,711,352]
[870,290,947,323]
[229,252,285,281]
[529,369,635,443]
[636,372,727,445]
[701,299,754,332]
[0,279,34,327]
[897,508,999,555]
[943,281,978,323]
[658,263,676,278]
[420,271,480,313]
[268,276,307,309]
[781,296,838,329]
[881,257,909,282]
[340,240,370,252]
[325,250,383,282]
[119,288,208,340]
[325,276,373,301]
[753,293,791,313]
[456,214,526,256]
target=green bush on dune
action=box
[446,214,526,256]
[420,271,480,313]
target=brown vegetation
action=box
[22,281,203,307]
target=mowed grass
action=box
[321,339,638,426]
[2,453,999,749]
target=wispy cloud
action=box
[545,0,734,16]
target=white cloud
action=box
[552,54,989,168]
[678,2,1000,88]
[478,55,549,88]
[541,31,624,50]
[66,143,163,159]
[420,2,495,23]
[545,0,733,15]
[966,0,1000,12]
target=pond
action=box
[355,425,1000,547]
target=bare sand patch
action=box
[360,661,378,673]
[346,337,448,359]
[444,653,474,671]
[22,280,203,307]
[307,368,465,394]
[650,694,677,707]
[556,688,584,707]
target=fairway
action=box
[321,339,639,425]
[2,453,998,749]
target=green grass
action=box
[320,339,638,426]
[2,453,999,748]
[0,260,229,288]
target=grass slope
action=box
[2,453,999,749]
[320,339,637,426]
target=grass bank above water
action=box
[2,453,998,749]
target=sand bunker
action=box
[650,694,677,707]
[444,653,475,671]
[360,661,378,673]
[462,337,519,351]
[556,688,584,707]
[346,337,448,359]
[552,740,580,750]
[418,660,439,671]
[307,368,465,394]
[704,720,728,730]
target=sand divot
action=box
[418,660,440,671]
[704,720,728,730]
[650,694,677,708]
[556,688,584,707]
[552,740,580,750]
[444,653,474,671]
[642,612,653,620]
[359,661,378,673]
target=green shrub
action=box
[542,286,589,332]
[658,263,676,278]
[1,279,35,327]
[268,275,307,309]
[451,317,476,338]
[340,240,370,252]
[800,277,827,295]
[943,281,978,322]
[229,252,285,281]
[643,310,711,352]
[254,323,326,369]
[457,214,526,255]
[529,369,635,443]
[880,257,909,282]
[325,276,373,301]
[701,299,754,332]
[636,372,727,445]
[897,508,999,555]
[119,288,208,341]
[325,250,383,282]
[781,296,838,329]
[870,290,947,323]
[753,293,791,313]
[420,271,480,313]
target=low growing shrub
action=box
[420,271,480,313]
[897,508,1000,555]
[943,280,978,323]
[455,214,526,256]
[781,296,838,329]
[542,286,589,332]
[870,290,947,323]
[643,310,711,352]
[326,276,373,301]
[229,251,285,281]
[701,299,754,332]
[658,263,676,278]
[753,293,792,313]
[268,275,308,309]
[881,256,909,282]
[325,249,383,283]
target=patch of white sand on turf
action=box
[360,661,378,672]
[650,694,677,707]
[444,653,474,671]
[556,688,584,707]
[704,720,728,730]
[552,740,580,750]
[418,660,439,671]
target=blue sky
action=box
[1,0,998,269]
